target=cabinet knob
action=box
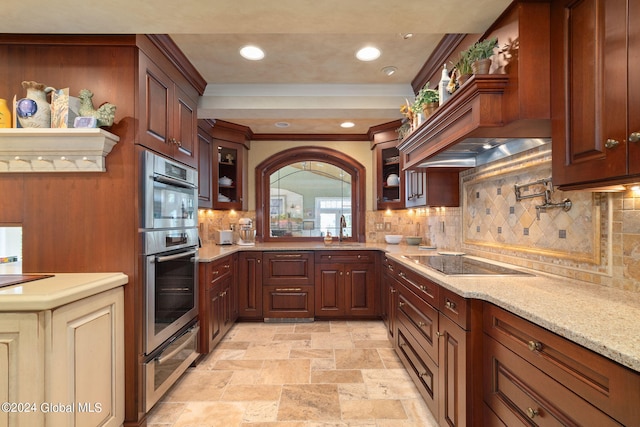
[399,272,405,277]
[398,302,405,308]
[390,288,397,293]
[224,264,230,269]
[346,271,350,276]
[605,139,620,149]
[357,254,361,259]
[257,259,261,263]
[212,270,219,275]
[328,255,331,259]
[419,285,427,291]
[418,321,426,328]
[527,340,542,352]
[176,140,182,147]
[526,407,539,419]
[435,331,444,337]
[629,132,640,143]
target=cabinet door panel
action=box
[172,85,197,168]
[197,123,213,208]
[345,264,375,316]
[140,55,171,156]
[238,253,263,319]
[315,266,342,315]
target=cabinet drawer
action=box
[390,260,438,308]
[396,326,438,417]
[396,283,439,363]
[484,336,621,427]
[207,256,233,284]
[484,303,640,426]
[263,285,314,319]
[439,287,469,329]
[316,251,375,264]
[263,252,314,285]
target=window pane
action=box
[269,161,352,238]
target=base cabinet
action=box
[263,252,314,319]
[388,258,478,426]
[0,286,124,427]
[237,252,263,320]
[199,254,237,354]
[483,302,640,427]
[315,251,377,318]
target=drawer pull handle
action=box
[399,272,406,277]
[212,270,219,275]
[275,288,303,292]
[418,322,426,328]
[445,300,456,310]
[629,132,640,143]
[275,254,303,258]
[390,288,397,293]
[526,407,539,419]
[435,331,444,338]
[528,340,542,352]
[224,264,230,269]
[605,138,620,149]
[398,302,405,308]
[419,372,429,378]
[419,285,427,291]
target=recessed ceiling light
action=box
[482,143,493,150]
[239,45,265,60]
[274,121,290,128]
[340,122,355,128]
[356,46,381,61]
[381,66,397,76]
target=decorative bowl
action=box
[405,236,423,245]
[384,234,402,244]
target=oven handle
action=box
[153,174,197,190]
[156,326,199,365]
[155,249,197,263]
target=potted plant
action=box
[450,50,474,89]
[411,82,439,118]
[468,37,498,74]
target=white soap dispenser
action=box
[438,64,451,106]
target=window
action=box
[256,147,365,242]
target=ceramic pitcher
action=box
[16,81,55,128]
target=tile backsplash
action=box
[200,144,640,292]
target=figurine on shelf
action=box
[77,89,116,128]
[225,153,234,164]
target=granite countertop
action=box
[0,272,128,311]
[198,242,640,372]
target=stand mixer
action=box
[237,218,256,246]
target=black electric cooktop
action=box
[0,274,54,289]
[403,255,533,276]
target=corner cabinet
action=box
[551,0,640,189]
[370,121,404,210]
[138,49,198,168]
[211,121,251,210]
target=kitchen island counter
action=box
[0,272,128,311]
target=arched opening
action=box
[255,146,366,242]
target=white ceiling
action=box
[5,0,512,135]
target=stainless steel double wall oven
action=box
[140,149,200,411]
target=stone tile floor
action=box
[147,320,438,426]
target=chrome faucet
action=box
[339,215,346,241]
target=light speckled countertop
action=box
[198,242,640,373]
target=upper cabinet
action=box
[197,119,250,210]
[371,122,405,210]
[551,0,640,189]
[138,39,200,168]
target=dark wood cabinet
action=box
[405,168,461,208]
[198,254,237,354]
[315,251,377,318]
[551,0,640,189]
[483,302,640,427]
[370,121,404,210]
[381,256,398,340]
[211,121,250,210]
[387,258,479,426]
[197,119,214,208]
[138,51,198,168]
[263,252,314,319]
[237,252,263,320]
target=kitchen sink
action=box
[402,255,534,276]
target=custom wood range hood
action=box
[398,1,552,170]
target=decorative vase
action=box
[472,58,492,75]
[16,81,54,128]
[0,98,11,128]
[423,102,439,118]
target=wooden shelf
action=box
[0,128,120,172]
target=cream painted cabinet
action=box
[0,286,124,427]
